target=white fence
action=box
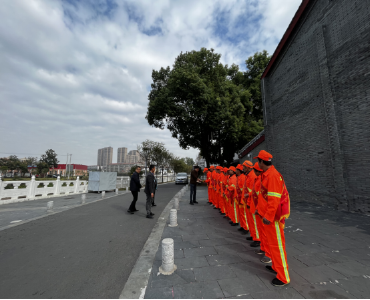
[0,174,176,205]
[0,175,88,204]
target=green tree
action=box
[243,50,271,121]
[171,158,189,174]
[146,48,252,166]
[40,149,59,169]
[184,157,195,167]
[36,161,49,177]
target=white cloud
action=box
[0,0,301,165]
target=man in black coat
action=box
[144,165,156,219]
[128,166,142,214]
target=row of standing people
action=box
[204,150,291,287]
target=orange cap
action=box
[253,150,273,161]
[210,165,215,169]
[229,166,236,172]
[223,167,228,172]
[204,168,208,171]
[236,164,243,171]
[216,166,222,170]
[253,162,263,172]
[243,160,253,168]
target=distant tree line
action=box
[0,149,59,178]
[136,139,195,177]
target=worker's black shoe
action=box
[134,209,139,212]
[146,214,153,219]
[231,223,239,226]
[208,202,212,205]
[190,202,194,205]
[237,227,244,231]
[223,216,228,218]
[260,256,272,263]
[150,212,155,216]
[229,221,234,224]
[152,203,157,207]
[255,249,265,255]
[266,266,277,274]
[271,278,288,287]
[250,241,261,247]
[213,207,218,209]
[241,229,249,235]
[246,237,253,241]
[127,210,134,214]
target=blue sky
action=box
[0,0,301,165]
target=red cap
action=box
[243,160,253,168]
[223,167,228,172]
[253,150,273,161]
[204,168,208,171]
[210,165,215,169]
[229,166,236,172]
[236,164,243,171]
[253,162,263,172]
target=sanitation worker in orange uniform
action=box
[227,166,238,226]
[221,167,229,216]
[245,163,261,248]
[254,150,290,286]
[236,164,248,233]
[218,167,226,215]
[214,167,222,210]
[211,166,217,207]
[251,162,271,262]
[204,168,212,204]
[222,167,230,219]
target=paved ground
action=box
[0,183,184,298]
[144,186,370,299]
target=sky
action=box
[0,0,301,165]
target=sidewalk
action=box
[144,186,370,299]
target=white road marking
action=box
[10,220,23,223]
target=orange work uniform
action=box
[237,173,248,230]
[251,176,270,258]
[258,165,290,284]
[205,171,212,203]
[227,174,238,224]
[246,171,260,242]
[211,170,217,207]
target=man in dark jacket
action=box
[144,165,156,219]
[190,166,202,205]
[128,166,142,214]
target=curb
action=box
[0,191,129,232]
[119,194,176,299]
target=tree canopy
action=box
[146,48,270,166]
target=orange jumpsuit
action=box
[205,172,212,203]
[251,176,270,257]
[227,174,238,224]
[211,171,217,206]
[223,174,230,218]
[237,173,248,230]
[216,172,222,209]
[258,165,290,284]
[246,171,260,242]
[219,173,226,214]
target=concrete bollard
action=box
[115,188,118,195]
[81,194,86,204]
[46,201,54,212]
[159,238,177,275]
[168,209,178,227]
[102,191,105,199]
[174,198,179,210]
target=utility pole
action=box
[69,154,72,179]
[66,153,68,178]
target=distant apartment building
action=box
[97,147,113,166]
[117,147,128,163]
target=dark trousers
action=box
[129,191,138,211]
[190,184,197,203]
[146,193,153,215]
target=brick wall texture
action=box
[261,0,370,212]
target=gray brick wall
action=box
[262,0,370,212]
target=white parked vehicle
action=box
[175,173,188,184]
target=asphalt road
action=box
[0,183,184,299]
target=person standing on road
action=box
[144,165,156,219]
[128,166,142,214]
[190,166,201,205]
